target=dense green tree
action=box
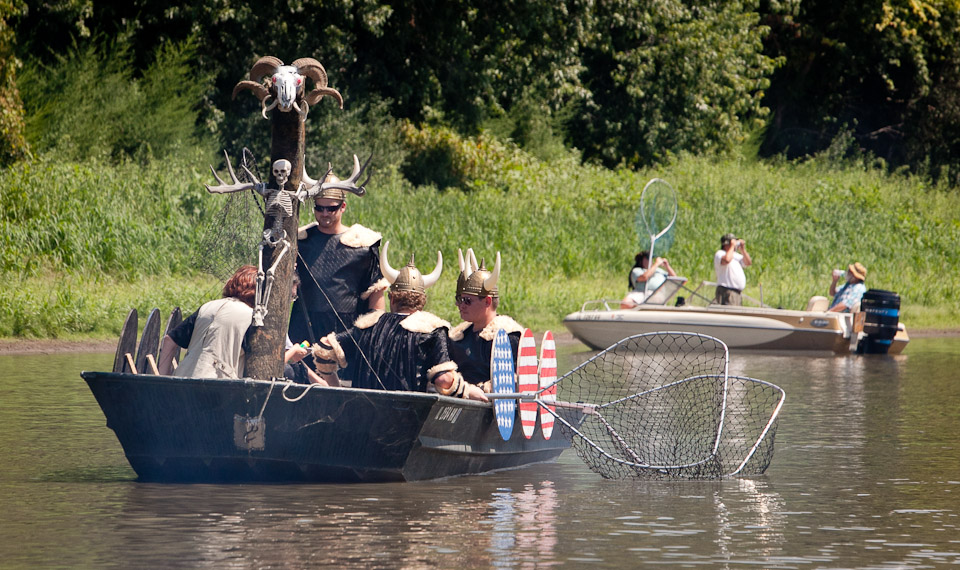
[570,0,777,168]
[760,0,960,183]
[0,0,27,164]
[17,0,774,171]
[19,36,214,164]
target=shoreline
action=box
[1,329,958,356]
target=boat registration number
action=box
[436,406,462,423]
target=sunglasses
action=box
[314,203,343,213]
[455,296,478,306]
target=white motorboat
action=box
[563,277,909,354]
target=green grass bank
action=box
[2,152,958,341]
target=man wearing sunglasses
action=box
[289,172,388,367]
[448,249,524,392]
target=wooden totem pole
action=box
[206,56,362,380]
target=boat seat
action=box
[644,276,689,305]
[806,295,829,312]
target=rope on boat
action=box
[280,378,316,402]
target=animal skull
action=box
[273,159,292,189]
[271,66,304,114]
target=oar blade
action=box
[135,308,162,375]
[113,308,138,373]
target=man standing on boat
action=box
[713,233,752,306]
[311,243,487,401]
[448,249,524,392]
[289,171,389,355]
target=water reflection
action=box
[100,478,562,568]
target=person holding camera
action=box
[713,233,752,306]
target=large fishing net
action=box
[551,332,784,480]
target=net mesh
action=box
[192,149,266,280]
[635,178,677,255]
[552,332,783,480]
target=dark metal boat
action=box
[81,371,580,483]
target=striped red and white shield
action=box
[538,331,557,440]
[517,328,539,439]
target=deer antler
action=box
[325,155,371,196]
[205,150,261,194]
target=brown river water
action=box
[1,337,959,568]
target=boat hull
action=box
[564,305,909,354]
[81,372,576,483]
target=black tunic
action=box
[334,311,453,392]
[289,224,383,344]
[449,324,521,385]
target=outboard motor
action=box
[857,289,900,354]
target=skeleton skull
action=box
[273,159,292,189]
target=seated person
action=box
[171,265,257,379]
[312,243,487,401]
[284,337,329,385]
[448,249,524,391]
[160,272,325,384]
[621,250,677,308]
[828,262,868,313]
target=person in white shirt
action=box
[713,233,752,306]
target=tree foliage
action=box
[572,0,777,167]
[12,0,960,183]
[0,0,27,164]
[760,0,960,184]
[16,0,773,170]
[19,35,214,164]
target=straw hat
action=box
[848,262,867,281]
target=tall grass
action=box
[2,146,959,339]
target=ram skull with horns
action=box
[233,56,344,121]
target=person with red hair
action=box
[171,265,257,379]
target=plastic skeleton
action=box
[204,153,370,325]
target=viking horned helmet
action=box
[380,241,443,294]
[456,248,500,299]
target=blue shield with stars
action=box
[491,328,516,441]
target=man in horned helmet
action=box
[448,249,524,391]
[289,171,388,361]
[311,243,487,401]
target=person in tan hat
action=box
[448,248,524,392]
[828,262,868,312]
